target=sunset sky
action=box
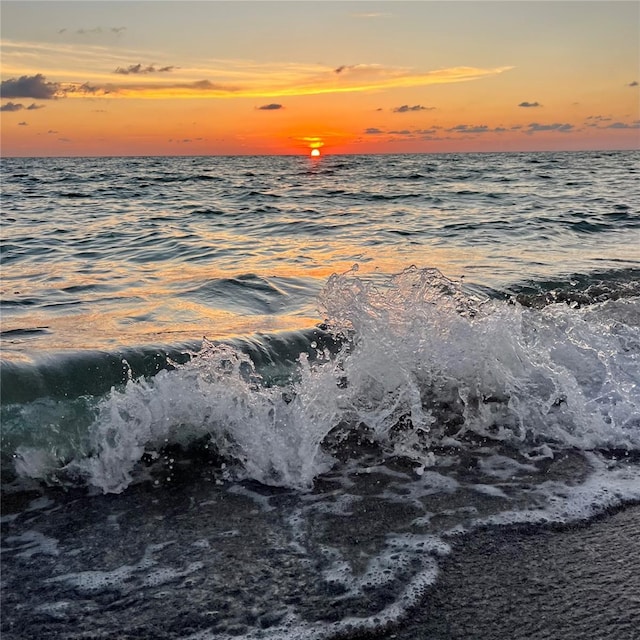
[1,1,639,156]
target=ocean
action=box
[1,150,639,639]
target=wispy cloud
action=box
[360,124,533,141]
[447,124,492,134]
[525,122,574,134]
[168,137,205,143]
[257,103,283,110]
[350,13,391,19]
[518,101,542,108]
[392,104,435,113]
[53,63,512,100]
[1,40,513,101]
[584,115,613,128]
[0,101,45,111]
[58,26,126,36]
[362,126,443,140]
[290,135,326,149]
[321,64,512,95]
[606,121,640,129]
[628,81,638,87]
[446,124,511,134]
[57,78,240,98]
[114,64,176,75]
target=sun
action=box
[310,148,321,157]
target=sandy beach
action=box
[390,505,640,640]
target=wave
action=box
[4,266,639,495]
[509,267,640,308]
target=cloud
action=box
[606,121,640,129]
[392,104,435,113]
[350,13,390,19]
[64,82,106,95]
[525,122,574,134]
[384,127,441,140]
[257,103,283,110]
[628,81,638,87]
[447,124,492,134]
[18,121,28,126]
[2,53,511,103]
[364,127,383,135]
[1,101,24,112]
[0,101,45,112]
[114,64,176,75]
[518,101,542,108]
[59,26,125,36]
[167,137,206,144]
[319,64,512,96]
[60,78,240,99]
[584,115,613,128]
[0,74,61,99]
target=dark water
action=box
[2,151,640,638]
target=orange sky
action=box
[1,1,639,156]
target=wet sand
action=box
[389,505,640,640]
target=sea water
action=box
[1,151,639,638]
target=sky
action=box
[1,1,639,156]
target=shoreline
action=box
[2,480,639,640]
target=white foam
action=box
[4,530,60,558]
[183,534,449,640]
[381,471,460,509]
[18,268,639,496]
[46,542,181,594]
[13,447,59,481]
[227,484,276,513]
[141,561,204,588]
[472,484,510,498]
[477,454,538,480]
[473,453,640,527]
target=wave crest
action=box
[13,267,640,493]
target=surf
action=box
[5,267,638,498]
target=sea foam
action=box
[13,267,640,494]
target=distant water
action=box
[2,151,640,639]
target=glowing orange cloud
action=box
[300,136,324,149]
[55,64,513,100]
[2,39,514,101]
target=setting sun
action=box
[310,148,321,157]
